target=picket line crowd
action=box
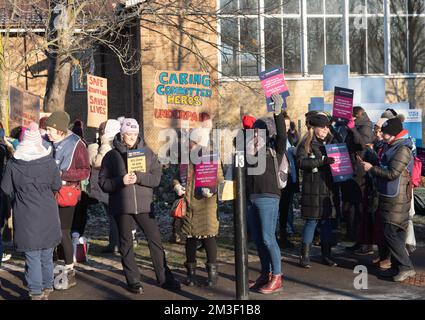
[0,93,419,299]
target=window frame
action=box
[217,0,425,80]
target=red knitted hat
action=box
[242,115,257,129]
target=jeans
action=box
[302,219,333,245]
[247,197,282,275]
[24,248,55,295]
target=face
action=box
[314,126,329,139]
[374,126,383,140]
[382,133,394,143]
[46,126,66,142]
[122,132,138,147]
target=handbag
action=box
[170,198,187,219]
[56,185,81,207]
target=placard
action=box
[333,87,354,120]
[194,155,218,188]
[8,85,40,129]
[127,149,146,173]
[87,74,108,128]
[325,143,353,182]
[259,67,290,112]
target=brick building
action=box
[2,0,425,152]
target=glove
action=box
[201,188,214,198]
[323,157,335,165]
[347,117,355,129]
[271,93,284,115]
[174,184,186,196]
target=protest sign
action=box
[333,87,354,120]
[417,148,425,176]
[325,143,353,182]
[195,155,218,188]
[180,164,189,187]
[153,70,214,129]
[127,149,146,173]
[8,86,40,129]
[259,67,290,112]
[87,74,108,128]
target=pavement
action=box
[1,245,424,300]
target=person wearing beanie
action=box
[45,111,90,289]
[296,113,340,269]
[87,119,122,254]
[172,122,224,288]
[381,108,398,120]
[99,118,181,294]
[1,122,61,300]
[361,117,416,282]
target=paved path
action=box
[1,246,424,300]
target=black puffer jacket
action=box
[296,133,340,219]
[99,134,161,215]
[370,137,413,230]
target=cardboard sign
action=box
[153,70,214,129]
[8,86,40,129]
[219,180,235,201]
[333,87,354,120]
[127,149,146,173]
[259,67,290,112]
[194,155,218,188]
[325,143,353,182]
[87,74,108,128]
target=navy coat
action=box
[1,155,62,252]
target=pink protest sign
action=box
[333,87,354,120]
[325,143,353,182]
[259,67,290,112]
[194,155,218,187]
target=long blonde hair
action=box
[301,127,315,154]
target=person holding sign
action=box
[99,118,180,294]
[172,123,224,287]
[296,113,340,268]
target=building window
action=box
[219,0,425,78]
[71,50,95,92]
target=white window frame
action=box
[217,0,425,81]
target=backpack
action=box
[411,156,422,188]
[269,147,289,189]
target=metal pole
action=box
[234,151,249,300]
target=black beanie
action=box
[308,113,330,128]
[381,117,403,136]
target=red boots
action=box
[249,272,271,290]
[258,275,283,294]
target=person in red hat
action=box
[242,115,257,130]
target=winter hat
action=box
[242,115,257,129]
[14,122,51,159]
[120,118,139,135]
[71,119,84,138]
[375,118,388,129]
[308,113,330,128]
[381,108,397,119]
[46,111,70,133]
[381,117,403,137]
[104,119,121,140]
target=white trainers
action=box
[1,253,12,262]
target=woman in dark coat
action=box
[1,122,61,300]
[296,113,340,268]
[99,118,180,294]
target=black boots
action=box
[185,262,197,286]
[206,263,218,286]
[321,243,337,267]
[299,243,312,268]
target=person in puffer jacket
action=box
[361,117,416,282]
[99,118,180,294]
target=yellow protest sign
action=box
[127,149,146,173]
